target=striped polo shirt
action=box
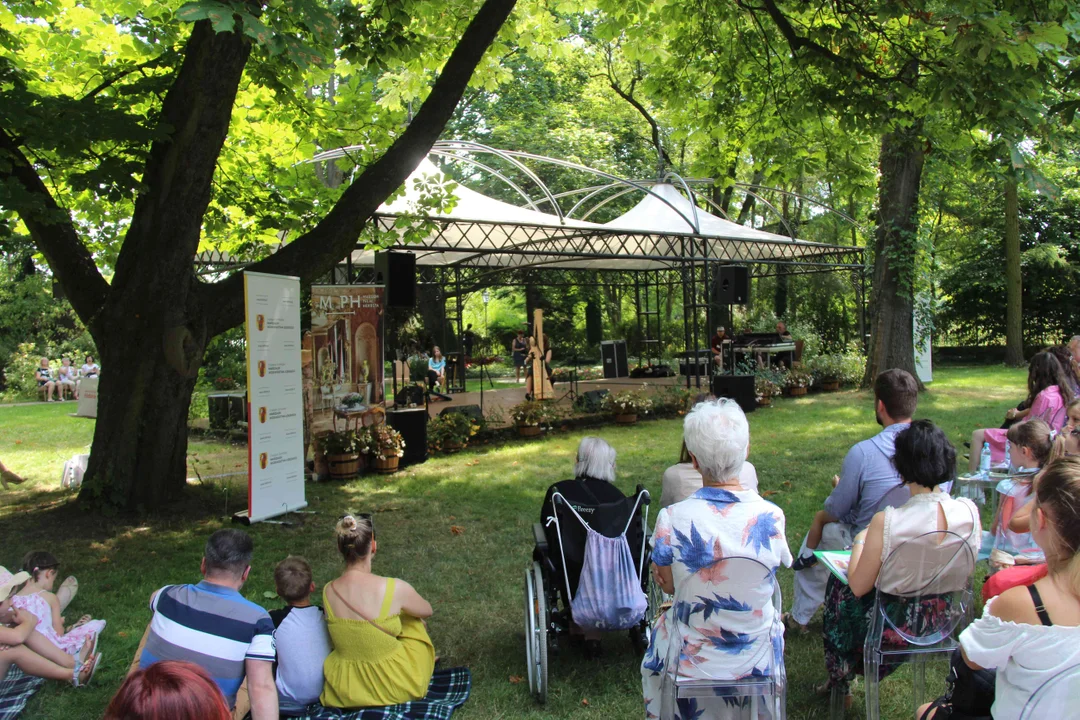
[140,581,276,707]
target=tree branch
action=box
[204,0,520,336]
[604,53,672,171]
[0,128,110,328]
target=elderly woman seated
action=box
[821,420,981,707]
[641,399,792,719]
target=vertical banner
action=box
[306,285,385,430]
[244,271,307,522]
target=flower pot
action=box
[788,386,808,397]
[820,380,840,392]
[328,453,361,480]
[758,396,772,407]
[441,441,465,453]
[517,424,542,438]
[373,456,400,473]
[614,413,638,425]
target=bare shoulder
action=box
[43,591,60,608]
[990,585,1039,625]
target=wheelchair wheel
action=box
[523,561,549,703]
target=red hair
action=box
[104,661,231,720]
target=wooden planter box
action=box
[328,453,362,480]
[441,441,465,453]
[373,456,400,473]
[787,386,808,397]
[758,396,773,407]
[820,380,841,392]
[517,424,543,438]
[614,413,638,425]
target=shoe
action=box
[791,553,819,572]
[781,613,809,635]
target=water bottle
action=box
[980,441,992,475]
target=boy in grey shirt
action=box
[270,557,332,716]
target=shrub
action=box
[371,424,405,459]
[3,343,48,400]
[427,412,479,452]
[783,367,814,389]
[510,399,557,427]
[602,385,654,415]
[755,376,781,401]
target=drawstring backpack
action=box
[554,494,648,631]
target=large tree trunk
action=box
[862,127,925,387]
[1003,178,1024,366]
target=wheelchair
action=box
[523,479,653,702]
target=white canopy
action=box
[351,159,861,272]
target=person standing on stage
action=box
[512,329,528,383]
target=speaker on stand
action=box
[374,251,417,308]
[386,408,428,466]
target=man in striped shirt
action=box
[138,529,277,719]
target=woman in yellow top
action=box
[321,514,435,708]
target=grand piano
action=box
[732,332,798,368]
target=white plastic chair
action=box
[662,556,785,720]
[863,530,976,720]
[1018,663,1080,718]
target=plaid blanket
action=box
[0,667,45,720]
[291,667,471,720]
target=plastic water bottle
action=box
[980,441,992,475]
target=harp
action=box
[530,309,554,400]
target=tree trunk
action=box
[1004,178,1024,366]
[862,127,925,387]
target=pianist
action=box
[776,321,792,340]
[710,326,728,371]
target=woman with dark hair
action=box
[970,352,1074,472]
[320,515,434,708]
[821,420,981,706]
[104,661,231,720]
[1048,345,1080,397]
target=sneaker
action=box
[791,553,819,572]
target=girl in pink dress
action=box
[969,352,1074,472]
[11,551,104,656]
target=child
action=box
[989,420,1053,569]
[12,551,104,656]
[270,556,331,717]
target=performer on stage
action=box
[511,329,527,383]
[710,326,728,373]
[427,346,446,392]
[776,321,793,341]
[775,321,795,368]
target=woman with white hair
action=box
[641,399,792,719]
[573,436,617,483]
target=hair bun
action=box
[340,515,357,531]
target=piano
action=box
[733,333,797,367]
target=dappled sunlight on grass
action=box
[0,365,1030,719]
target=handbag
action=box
[942,647,995,719]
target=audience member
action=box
[56,358,76,400]
[785,369,918,632]
[921,457,1080,719]
[321,514,435,708]
[76,355,99,396]
[987,420,1053,570]
[641,398,791,718]
[660,394,758,507]
[1048,345,1080,397]
[0,459,25,489]
[0,567,99,687]
[34,358,56,402]
[135,529,277,719]
[270,556,331,717]
[12,550,104,656]
[970,351,1073,472]
[821,420,980,705]
[104,661,231,720]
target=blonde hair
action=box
[1007,418,1054,468]
[1033,457,1080,597]
[335,515,373,565]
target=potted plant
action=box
[511,400,553,437]
[755,376,781,407]
[370,424,405,473]
[602,385,654,424]
[808,355,843,392]
[320,430,363,480]
[783,367,813,397]
[340,392,365,409]
[427,412,479,453]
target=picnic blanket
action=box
[290,667,471,720]
[0,667,45,720]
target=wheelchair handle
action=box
[635,485,652,505]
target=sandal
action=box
[71,652,101,688]
[781,613,809,635]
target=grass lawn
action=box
[0,365,1026,719]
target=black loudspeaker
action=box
[574,389,609,413]
[440,404,483,424]
[374,251,416,308]
[711,375,757,414]
[395,384,425,407]
[717,266,749,304]
[386,408,428,466]
[600,340,628,379]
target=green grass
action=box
[0,365,1027,719]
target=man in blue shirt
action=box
[784,369,918,631]
[136,529,277,719]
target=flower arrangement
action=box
[213,376,238,391]
[783,367,814,390]
[602,385,654,415]
[808,351,865,386]
[370,423,405,460]
[510,399,557,427]
[340,392,365,408]
[427,412,479,452]
[320,430,363,456]
[755,376,781,402]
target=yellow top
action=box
[320,577,436,708]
